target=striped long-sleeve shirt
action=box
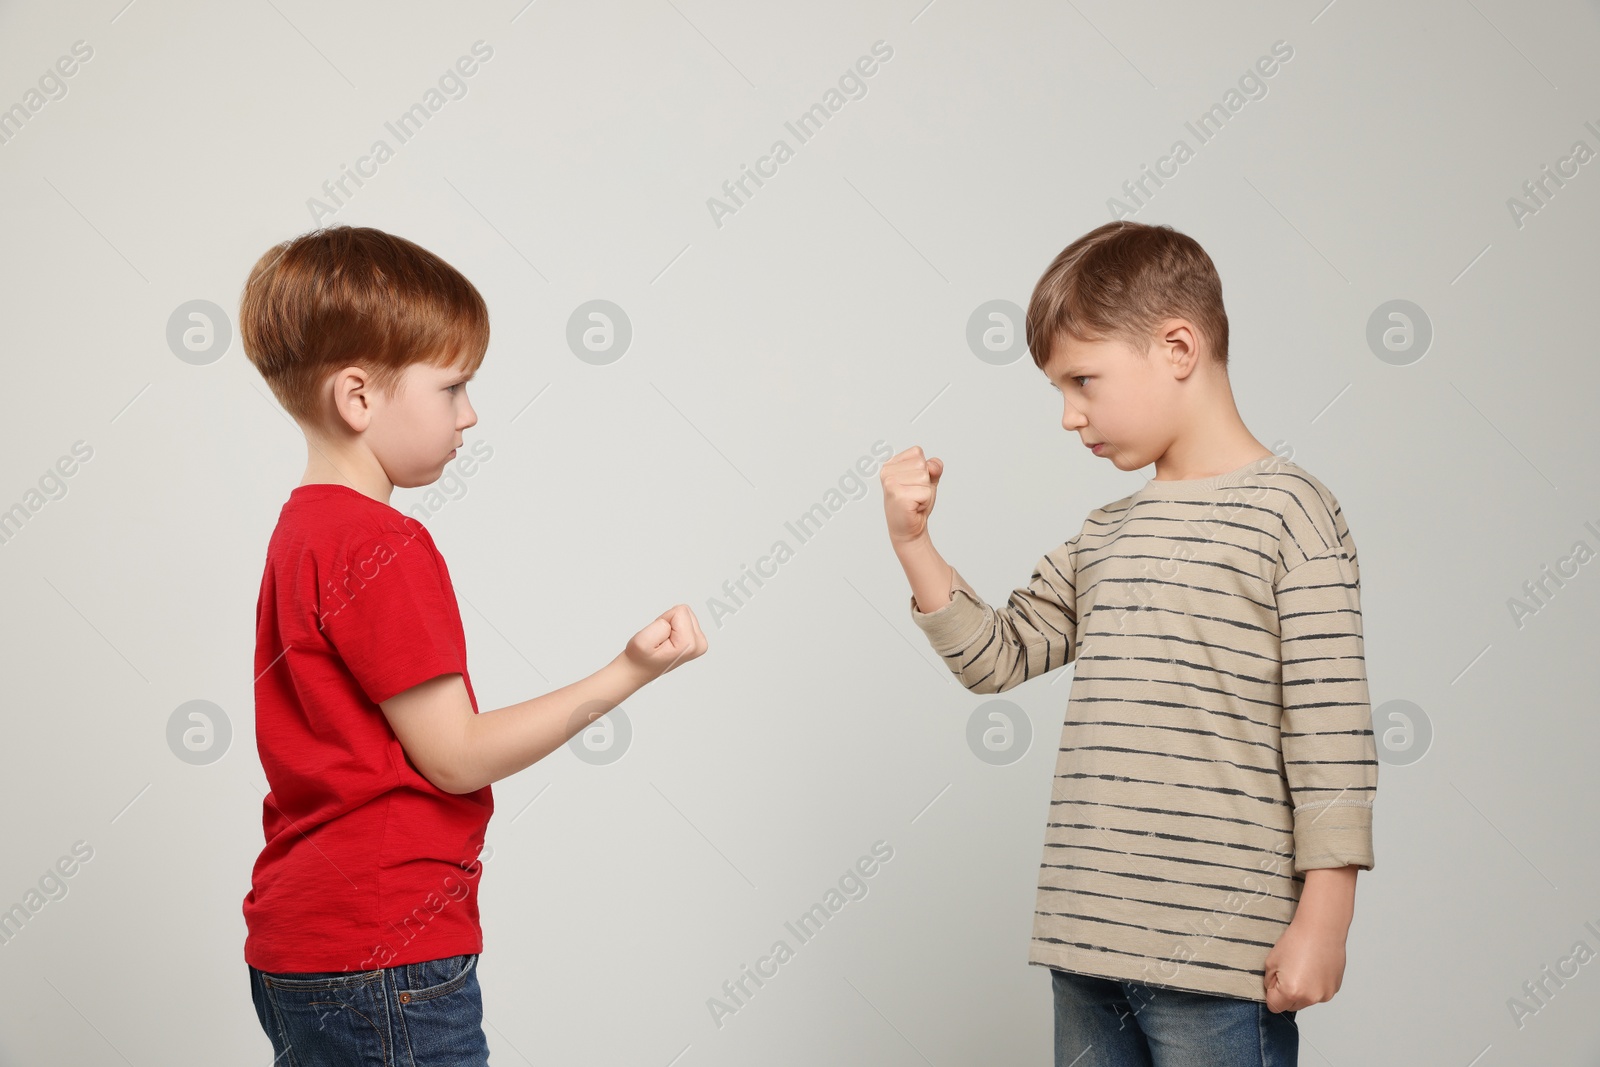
[908,453,1377,1003]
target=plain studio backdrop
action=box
[2,0,1598,1063]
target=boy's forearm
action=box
[452,654,652,793]
[1293,864,1358,935]
[894,533,955,614]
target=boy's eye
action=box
[1074,376,1089,387]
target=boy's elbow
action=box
[960,670,1008,695]
[428,762,476,795]
[379,674,481,795]
[442,774,483,796]
[428,741,484,795]
[403,750,472,795]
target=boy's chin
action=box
[392,470,439,490]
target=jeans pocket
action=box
[260,967,384,992]
[402,953,477,1003]
[394,955,489,1065]
[254,967,389,1064]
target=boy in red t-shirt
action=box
[237,225,708,1064]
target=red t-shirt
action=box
[243,483,493,973]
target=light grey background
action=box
[2,0,1597,1063]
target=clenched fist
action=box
[879,445,944,546]
[622,603,707,682]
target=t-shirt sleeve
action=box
[1276,545,1378,873]
[908,536,1079,694]
[316,528,466,706]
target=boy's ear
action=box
[328,365,378,432]
[1155,320,1201,378]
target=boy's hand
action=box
[622,603,707,682]
[879,445,944,545]
[1262,916,1346,1013]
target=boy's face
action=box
[364,359,478,489]
[1042,328,1181,472]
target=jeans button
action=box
[399,991,412,1004]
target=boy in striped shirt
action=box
[881,221,1377,1067]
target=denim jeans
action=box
[1052,967,1297,1067]
[249,952,490,1066]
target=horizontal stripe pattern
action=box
[910,454,1377,1002]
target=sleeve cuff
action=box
[1292,802,1375,873]
[908,568,989,653]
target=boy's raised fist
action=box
[879,445,944,545]
[623,603,707,680]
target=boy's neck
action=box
[1149,393,1273,482]
[299,438,395,506]
[1149,439,1276,482]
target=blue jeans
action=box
[249,953,490,1066]
[1052,967,1297,1067]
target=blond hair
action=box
[1026,221,1228,370]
